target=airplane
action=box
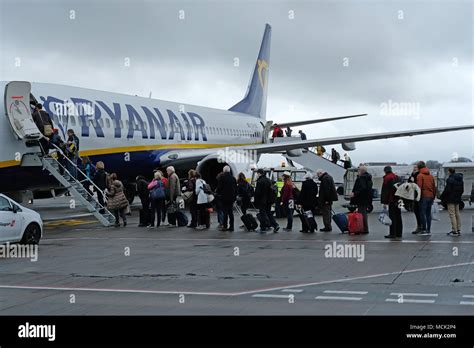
[1,23,473,203]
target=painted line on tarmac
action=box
[385,298,435,304]
[323,290,368,295]
[42,236,474,244]
[0,261,473,298]
[281,289,304,293]
[390,292,438,297]
[459,301,474,305]
[315,296,362,301]
[252,294,292,299]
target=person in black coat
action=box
[296,174,319,233]
[350,166,373,233]
[136,175,150,227]
[442,168,464,236]
[216,166,237,231]
[236,172,252,216]
[316,169,338,231]
[254,169,279,233]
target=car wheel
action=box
[20,223,41,245]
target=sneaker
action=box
[320,228,332,232]
[283,228,292,232]
[447,231,460,237]
[195,225,205,230]
[412,229,421,235]
[147,225,154,229]
[273,226,280,233]
[258,229,267,234]
[384,234,395,239]
[419,230,431,236]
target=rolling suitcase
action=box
[298,209,317,232]
[235,204,258,231]
[332,210,348,233]
[176,211,189,227]
[256,212,271,229]
[348,211,364,235]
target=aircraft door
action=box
[4,81,42,140]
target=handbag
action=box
[182,190,193,203]
[431,202,440,221]
[150,181,165,200]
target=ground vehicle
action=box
[0,194,43,244]
[437,162,474,210]
[250,166,307,190]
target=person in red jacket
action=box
[280,172,295,231]
[381,166,402,239]
[415,161,436,235]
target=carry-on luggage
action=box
[332,210,348,233]
[256,212,271,229]
[167,212,177,226]
[298,209,317,232]
[235,203,258,231]
[348,211,364,235]
[176,211,189,227]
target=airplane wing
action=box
[238,125,474,154]
[272,113,367,128]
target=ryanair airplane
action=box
[1,24,473,202]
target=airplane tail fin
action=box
[229,23,271,119]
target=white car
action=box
[0,194,43,244]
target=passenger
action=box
[186,169,198,228]
[236,172,252,216]
[415,161,436,236]
[296,173,319,233]
[195,172,211,230]
[254,168,280,233]
[442,168,464,237]
[157,170,168,225]
[316,145,326,157]
[381,166,402,239]
[216,166,237,232]
[136,175,150,227]
[271,124,282,140]
[298,130,307,140]
[80,156,95,196]
[106,173,129,227]
[215,171,225,228]
[65,129,80,179]
[165,166,181,226]
[32,104,54,153]
[147,171,166,228]
[409,165,422,234]
[350,165,373,234]
[316,169,338,232]
[331,148,340,164]
[285,127,293,137]
[93,161,107,214]
[280,171,295,231]
[343,153,352,169]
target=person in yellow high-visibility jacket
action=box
[275,179,285,218]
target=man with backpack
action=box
[216,166,237,232]
[381,166,402,239]
[350,165,373,234]
[316,169,338,232]
[254,169,280,233]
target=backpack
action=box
[150,181,165,200]
[203,183,213,194]
[292,186,301,201]
[335,152,340,161]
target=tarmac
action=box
[0,197,473,315]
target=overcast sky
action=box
[1,0,472,165]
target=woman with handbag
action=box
[147,171,166,228]
[195,173,212,230]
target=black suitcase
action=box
[167,212,177,226]
[176,211,188,227]
[241,214,258,231]
[298,209,317,232]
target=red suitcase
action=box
[348,212,364,235]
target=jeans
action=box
[222,201,235,230]
[150,198,164,227]
[419,197,434,232]
[284,202,294,229]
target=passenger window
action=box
[106,119,111,128]
[0,197,11,211]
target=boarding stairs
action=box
[39,143,116,227]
